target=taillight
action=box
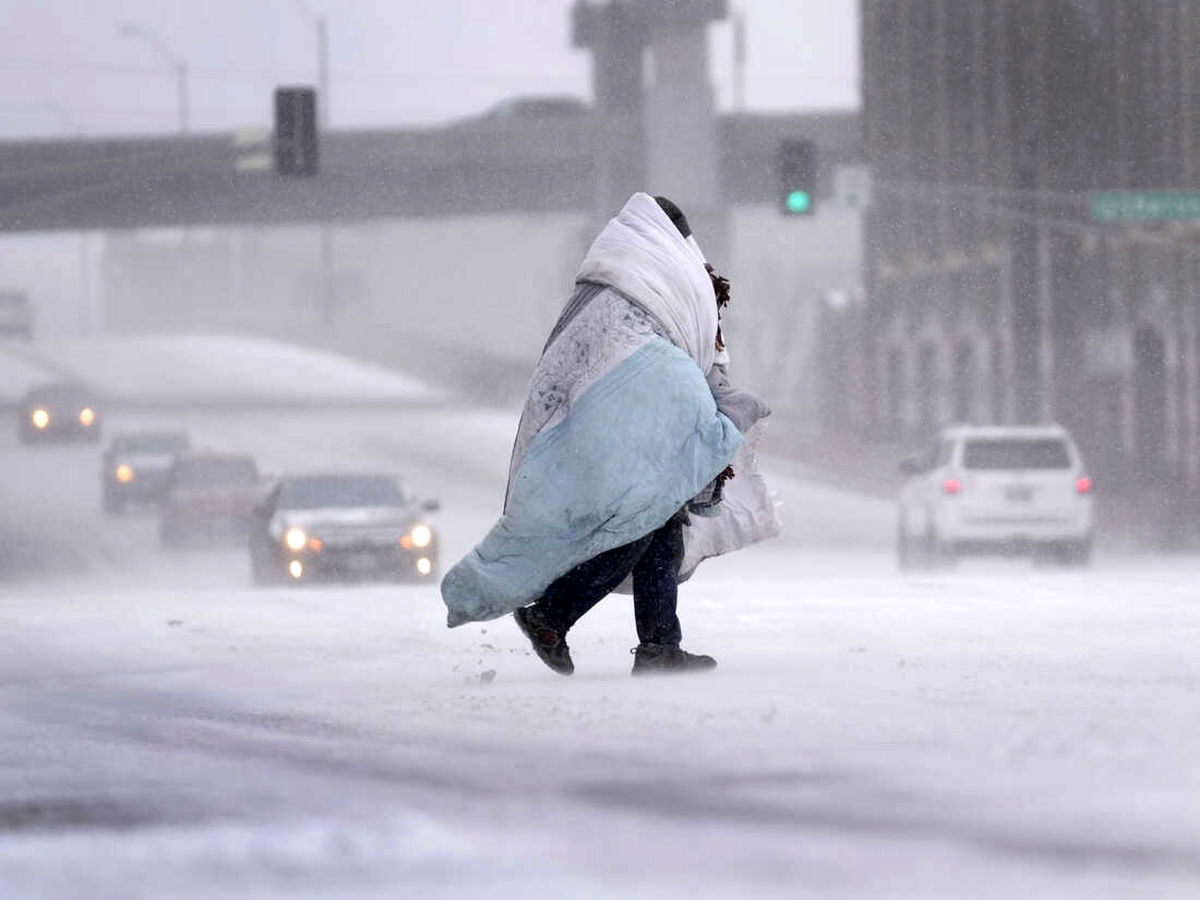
[941,478,962,495]
[1075,476,1093,495]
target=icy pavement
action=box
[0,341,58,405]
[0,550,1198,899]
[0,338,1196,898]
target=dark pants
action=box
[534,513,685,646]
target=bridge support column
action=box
[573,1,728,255]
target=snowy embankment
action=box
[0,342,57,405]
[2,334,443,406]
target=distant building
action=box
[860,0,1200,519]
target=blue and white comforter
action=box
[442,193,779,627]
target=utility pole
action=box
[118,22,191,328]
[316,15,330,129]
[733,10,746,112]
[176,60,190,134]
[291,1,334,324]
[293,0,330,127]
[43,101,93,334]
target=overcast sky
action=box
[0,0,858,139]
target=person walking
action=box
[440,193,778,675]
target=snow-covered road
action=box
[0,343,1197,899]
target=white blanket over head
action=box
[441,192,778,627]
[576,193,719,375]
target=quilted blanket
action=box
[441,193,777,627]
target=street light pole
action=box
[292,1,334,324]
[176,60,190,134]
[293,0,329,128]
[42,101,93,334]
[118,23,189,133]
[316,15,329,130]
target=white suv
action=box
[897,424,1094,567]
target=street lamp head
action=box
[114,22,187,133]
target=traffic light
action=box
[274,86,319,177]
[778,138,816,216]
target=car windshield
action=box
[962,439,1071,470]
[278,475,410,509]
[116,433,189,454]
[489,97,588,119]
[173,458,258,487]
[28,385,90,404]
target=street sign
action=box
[1091,191,1200,222]
[233,128,271,173]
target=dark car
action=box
[19,383,100,444]
[102,429,191,513]
[160,452,261,546]
[449,95,592,133]
[249,473,439,585]
[484,95,591,121]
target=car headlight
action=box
[284,527,308,551]
[31,409,49,429]
[116,464,134,483]
[79,407,95,426]
[410,524,432,548]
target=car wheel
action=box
[1058,539,1093,567]
[922,527,955,569]
[250,551,280,586]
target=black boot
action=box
[513,605,574,676]
[630,642,717,675]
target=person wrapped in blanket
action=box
[440,193,779,675]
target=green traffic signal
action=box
[785,190,812,215]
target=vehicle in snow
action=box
[484,95,591,121]
[160,452,261,546]
[18,382,100,444]
[101,429,191,514]
[450,94,592,132]
[897,424,1094,568]
[248,472,440,584]
[0,290,32,340]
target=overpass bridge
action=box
[0,111,860,233]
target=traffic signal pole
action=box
[316,15,329,129]
[1010,158,1048,425]
[778,138,816,216]
[176,61,189,134]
